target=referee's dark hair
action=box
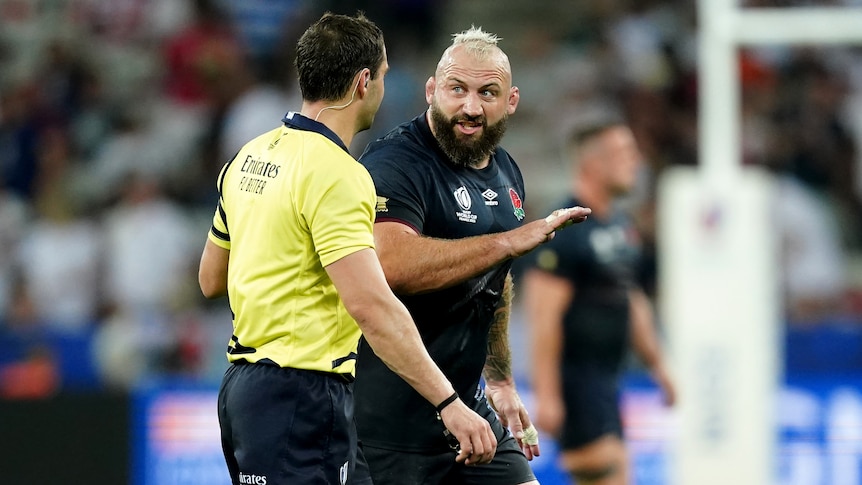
[295,11,385,103]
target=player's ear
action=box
[425,77,435,105]
[507,86,520,115]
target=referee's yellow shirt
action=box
[208,112,375,376]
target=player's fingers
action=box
[545,206,593,224]
[568,205,591,218]
[508,408,530,443]
[544,209,566,224]
[521,424,540,448]
[513,405,531,436]
[497,412,509,429]
[518,406,532,427]
[460,439,480,465]
[513,427,524,439]
[455,444,471,464]
[468,425,496,465]
[513,421,540,460]
[544,206,591,228]
[563,207,591,226]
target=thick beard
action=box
[430,102,508,168]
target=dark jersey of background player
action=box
[522,121,674,485]
[528,194,640,446]
[356,111,526,451]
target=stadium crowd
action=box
[1,0,862,398]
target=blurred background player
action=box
[521,120,676,485]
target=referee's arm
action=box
[199,239,229,299]
[326,247,497,465]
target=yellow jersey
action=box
[208,112,375,376]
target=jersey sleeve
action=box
[207,161,232,250]
[299,153,377,267]
[360,140,427,233]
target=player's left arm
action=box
[373,207,589,295]
[629,288,676,406]
[483,272,540,460]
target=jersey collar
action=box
[281,111,351,155]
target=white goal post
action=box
[661,3,862,485]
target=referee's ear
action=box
[355,68,371,98]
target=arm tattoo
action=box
[484,273,514,382]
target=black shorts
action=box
[356,413,536,485]
[560,363,623,449]
[218,361,373,485]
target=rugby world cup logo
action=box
[340,461,348,484]
[453,186,477,223]
[454,186,472,211]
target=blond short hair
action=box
[450,25,501,59]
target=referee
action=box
[197,12,495,485]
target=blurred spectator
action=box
[12,127,104,333]
[0,185,29,319]
[73,105,152,207]
[94,171,202,390]
[735,48,854,324]
[161,0,243,108]
[774,174,848,324]
[103,172,199,313]
[608,0,676,91]
[215,81,297,164]
[63,58,114,161]
[85,0,149,41]
[0,81,41,199]
[220,0,307,84]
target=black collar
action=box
[281,111,350,155]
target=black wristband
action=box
[435,391,459,413]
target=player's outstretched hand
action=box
[544,206,591,228]
[485,381,541,460]
[439,398,497,465]
[503,206,591,258]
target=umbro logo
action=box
[482,189,498,206]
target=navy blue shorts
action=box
[560,364,623,449]
[218,361,372,485]
[356,413,536,485]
